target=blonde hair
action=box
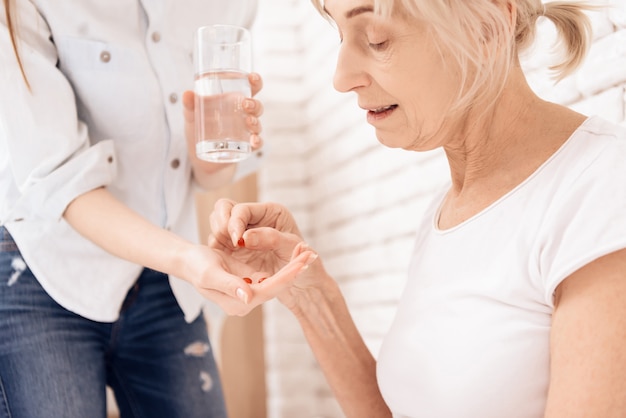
[3,0,30,89]
[312,0,594,112]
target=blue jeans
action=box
[0,227,227,418]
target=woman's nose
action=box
[333,45,370,93]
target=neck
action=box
[435,67,586,229]
[443,67,583,196]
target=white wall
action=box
[251,1,626,417]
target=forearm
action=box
[291,270,391,418]
[63,187,192,278]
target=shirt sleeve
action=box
[537,133,626,307]
[0,1,116,223]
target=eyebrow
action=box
[323,5,374,20]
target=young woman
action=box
[0,1,315,416]
[209,0,626,416]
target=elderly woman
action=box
[209,0,626,417]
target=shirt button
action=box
[151,32,161,43]
[170,158,180,169]
[100,51,111,63]
[107,156,114,163]
[169,93,178,104]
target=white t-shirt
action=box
[0,1,260,322]
[377,116,626,417]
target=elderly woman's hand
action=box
[182,240,316,316]
[208,199,329,312]
[209,199,304,268]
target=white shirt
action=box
[377,116,626,417]
[0,0,260,322]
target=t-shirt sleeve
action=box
[537,135,626,308]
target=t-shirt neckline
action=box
[432,115,597,234]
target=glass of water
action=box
[194,25,252,163]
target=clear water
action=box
[194,70,251,163]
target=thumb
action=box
[241,227,302,260]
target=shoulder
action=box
[533,116,626,305]
[547,116,626,197]
[577,116,626,140]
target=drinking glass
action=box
[194,25,252,163]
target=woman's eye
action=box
[368,40,388,51]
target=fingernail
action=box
[298,243,311,253]
[250,73,260,82]
[243,99,254,110]
[236,288,249,304]
[297,253,318,273]
[251,135,262,148]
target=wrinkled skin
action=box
[208,198,324,312]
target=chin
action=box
[376,134,407,149]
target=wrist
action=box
[192,162,237,190]
[289,262,340,319]
[165,235,198,281]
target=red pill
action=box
[237,238,245,247]
[243,277,252,284]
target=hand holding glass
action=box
[194,25,252,163]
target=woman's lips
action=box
[367,104,398,122]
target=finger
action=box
[207,233,219,249]
[196,250,268,310]
[279,249,318,279]
[195,287,255,316]
[241,227,303,261]
[204,250,316,313]
[209,198,240,248]
[249,72,263,97]
[229,202,293,232]
[250,134,263,151]
[245,115,261,135]
[291,241,312,259]
[207,233,234,254]
[241,226,300,250]
[182,90,195,121]
[242,98,264,118]
[196,266,253,306]
[224,202,299,247]
[226,202,267,246]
